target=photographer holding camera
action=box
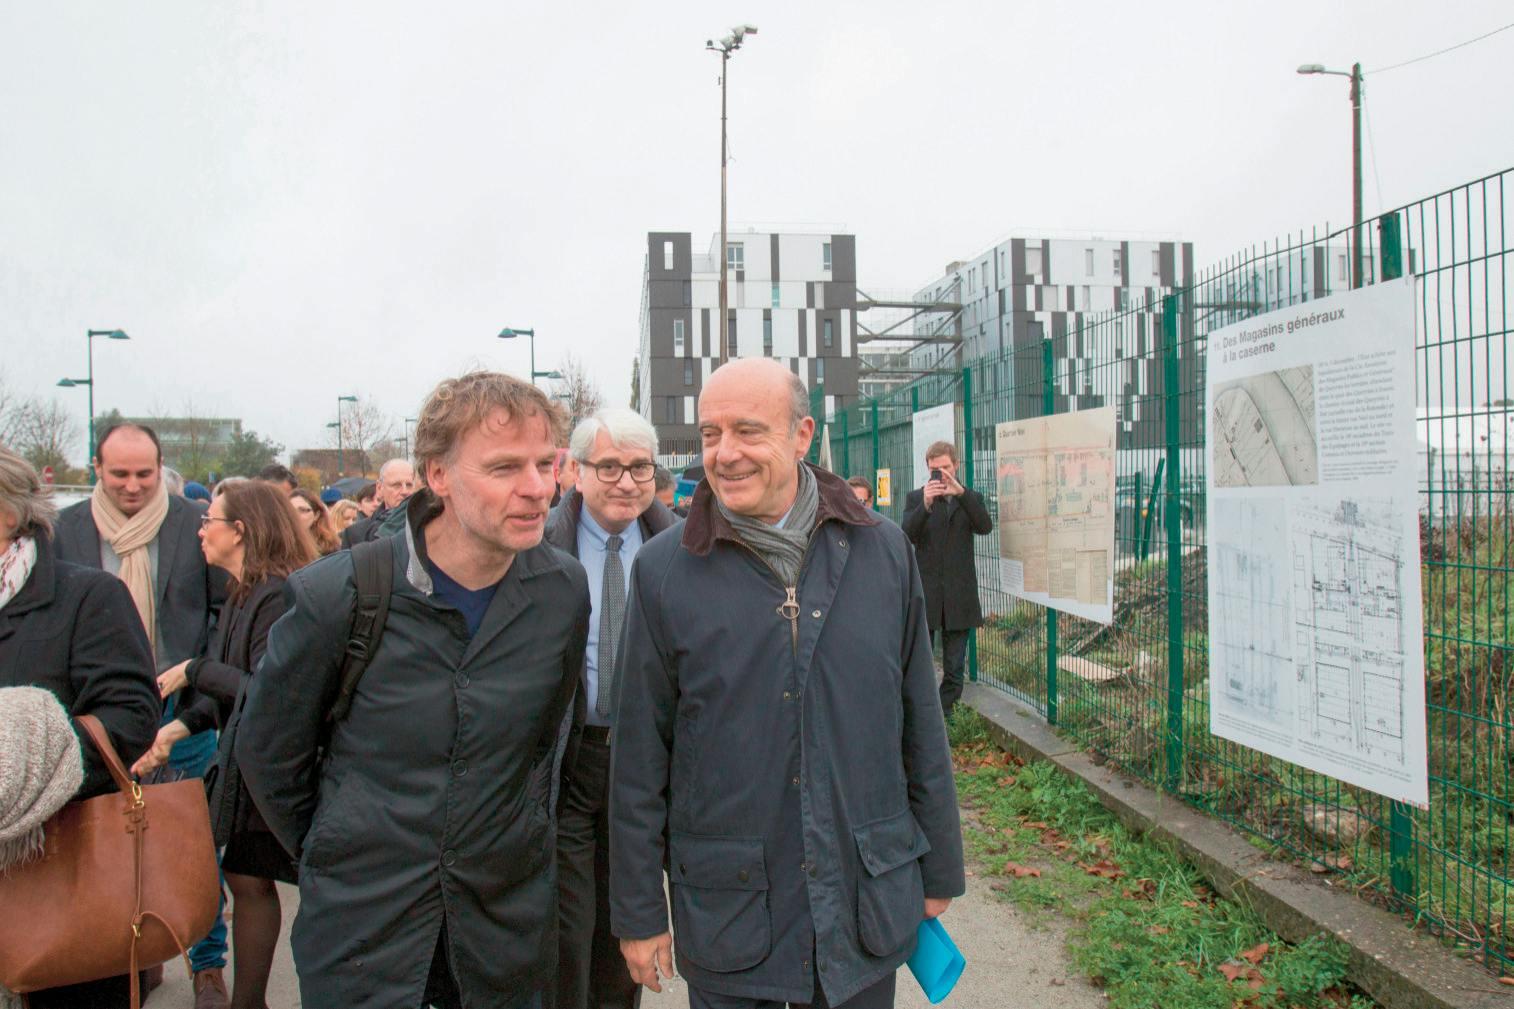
[901,440,993,719]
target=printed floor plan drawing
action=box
[1289,497,1408,765]
[1211,499,1293,728]
[1213,366,1319,488]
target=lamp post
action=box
[401,416,419,459]
[497,328,559,386]
[706,24,758,368]
[1297,61,1364,289]
[333,395,358,475]
[57,328,130,484]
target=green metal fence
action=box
[824,168,1513,973]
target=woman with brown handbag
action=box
[0,445,161,1008]
[132,480,315,1009]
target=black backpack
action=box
[324,538,575,762]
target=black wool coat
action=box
[0,541,159,798]
[53,495,227,668]
[176,577,290,844]
[610,465,965,1005]
[900,486,993,632]
[237,491,590,1008]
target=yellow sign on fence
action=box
[875,468,892,507]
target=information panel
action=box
[1206,277,1428,808]
[994,406,1117,623]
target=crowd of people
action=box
[0,358,994,1009]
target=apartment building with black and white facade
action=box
[638,230,860,456]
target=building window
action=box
[1085,249,1094,276]
[682,280,691,306]
[1152,249,1162,275]
[1119,288,1129,309]
[1112,249,1122,275]
[771,282,780,308]
[664,398,676,424]
[822,242,832,271]
[684,360,694,386]
[727,316,738,357]
[1025,246,1043,278]
[822,318,834,349]
[763,317,773,356]
[1337,254,1347,281]
[816,357,826,384]
[673,318,685,354]
[727,243,744,272]
[663,241,674,270]
[1081,285,1091,309]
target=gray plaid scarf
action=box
[717,464,819,586]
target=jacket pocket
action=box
[668,833,770,973]
[300,774,367,870]
[852,808,931,957]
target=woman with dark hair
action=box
[0,444,159,1008]
[132,481,316,1009]
[288,486,339,555]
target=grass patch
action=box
[952,710,1377,1009]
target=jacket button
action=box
[455,673,470,688]
[811,610,822,618]
[441,850,457,867]
[782,691,791,701]
[452,760,468,777]
[737,869,749,882]
[791,776,800,786]
[837,538,847,548]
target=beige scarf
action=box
[90,479,170,655]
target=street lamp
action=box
[497,328,559,386]
[333,395,357,475]
[1298,61,1364,289]
[706,23,758,367]
[57,328,131,484]
[401,416,419,459]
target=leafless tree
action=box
[0,375,23,447]
[329,395,395,476]
[550,354,604,434]
[11,397,81,474]
[628,357,641,414]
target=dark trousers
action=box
[554,731,640,1009]
[689,970,896,1009]
[934,628,970,716]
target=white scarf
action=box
[0,536,36,613]
[90,479,170,655]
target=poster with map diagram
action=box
[995,405,1116,623]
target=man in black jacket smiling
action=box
[610,359,963,1008]
[238,372,589,1009]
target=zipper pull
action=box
[777,586,800,622]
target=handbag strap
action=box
[74,714,196,1009]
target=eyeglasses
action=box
[585,459,656,484]
[200,515,237,528]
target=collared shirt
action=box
[577,507,644,726]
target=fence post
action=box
[1162,293,1185,793]
[963,366,979,683]
[1379,209,1416,904]
[1042,339,1059,724]
[841,407,850,476]
[870,397,880,497]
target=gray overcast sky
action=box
[4,1,1511,466]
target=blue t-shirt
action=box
[423,556,503,638]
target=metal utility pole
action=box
[707,24,757,368]
[1298,61,1365,288]
[57,328,130,484]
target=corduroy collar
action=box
[679,462,880,557]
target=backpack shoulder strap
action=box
[328,538,395,724]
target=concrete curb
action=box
[962,683,1511,1009]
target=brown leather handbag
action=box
[0,714,220,1007]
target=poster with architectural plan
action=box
[994,405,1116,623]
[1206,278,1428,807]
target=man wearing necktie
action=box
[544,408,679,1009]
[901,441,993,719]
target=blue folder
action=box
[906,917,966,1003]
